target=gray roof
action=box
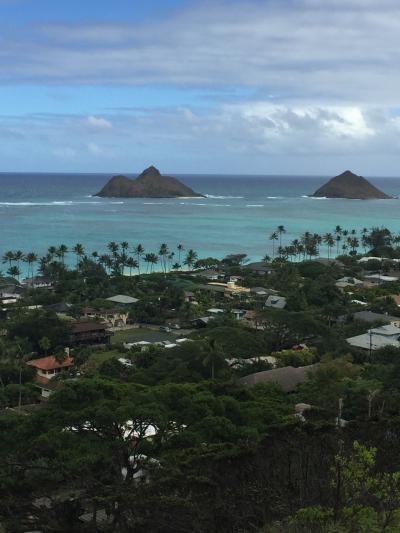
[370,324,400,336]
[106,294,138,304]
[265,295,287,309]
[250,286,271,295]
[239,365,317,392]
[347,332,400,350]
[353,311,397,324]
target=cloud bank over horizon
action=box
[1,0,400,175]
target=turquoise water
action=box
[1,173,400,266]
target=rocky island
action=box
[311,170,392,200]
[95,165,204,198]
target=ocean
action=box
[1,173,400,268]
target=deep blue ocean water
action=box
[1,173,400,267]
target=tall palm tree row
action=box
[266,225,398,261]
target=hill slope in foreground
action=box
[311,170,392,199]
[96,166,204,198]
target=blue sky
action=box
[1,0,400,175]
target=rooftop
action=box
[239,365,317,392]
[27,355,74,371]
[72,321,109,333]
[106,294,138,304]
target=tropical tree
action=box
[13,250,24,268]
[159,243,169,273]
[184,249,198,270]
[277,225,286,249]
[107,241,119,257]
[38,336,51,355]
[269,231,278,258]
[7,265,21,281]
[126,257,138,276]
[323,233,335,259]
[177,243,184,266]
[72,243,85,268]
[201,339,225,379]
[24,252,37,279]
[56,244,68,265]
[134,244,144,275]
[2,251,14,268]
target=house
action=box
[238,365,317,392]
[335,277,363,289]
[226,355,276,368]
[197,281,250,298]
[265,295,287,310]
[352,311,400,327]
[45,302,72,315]
[23,275,54,289]
[70,321,113,345]
[82,307,129,327]
[191,316,216,327]
[347,324,400,351]
[243,309,259,329]
[106,294,138,305]
[250,286,272,297]
[192,269,222,281]
[231,309,246,320]
[207,308,224,315]
[27,355,74,399]
[364,274,399,283]
[229,275,244,283]
[0,285,25,304]
[245,262,274,275]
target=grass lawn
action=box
[87,349,122,368]
[111,327,176,344]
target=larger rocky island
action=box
[95,166,204,198]
[311,170,392,200]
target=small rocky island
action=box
[95,166,204,198]
[311,170,392,200]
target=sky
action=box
[1,0,400,175]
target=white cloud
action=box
[86,116,112,131]
[0,0,399,106]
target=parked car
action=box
[159,326,172,333]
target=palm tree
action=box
[24,252,37,279]
[134,244,144,275]
[126,257,138,276]
[348,237,359,255]
[14,250,24,268]
[167,252,175,270]
[144,253,158,273]
[7,265,21,282]
[56,244,68,265]
[323,233,335,259]
[107,241,119,257]
[121,241,129,253]
[277,225,286,249]
[99,254,112,274]
[202,339,224,380]
[47,246,57,260]
[118,252,129,275]
[184,249,198,270]
[159,243,169,273]
[269,231,278,258]
[2,251,15,268]
[73,243,85,268]
[177,243,184,267]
